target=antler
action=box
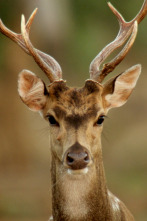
[0,8,62,83]
[90,0,147,83]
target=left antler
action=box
[0,8,62,83]
[89,0,147,83]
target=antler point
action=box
[21,14,25,23]
[32,8,38,16]
[21,14,27,38]
[107,2,112,7]
[0,19,4,27]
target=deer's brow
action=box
[53,106,67,119]
[65,108,99,129]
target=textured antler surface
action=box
[0,8,62,83]
[89,0,147,83]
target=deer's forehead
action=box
[46,81,103,120]
[48,80,102,101]
[50,94,101,129]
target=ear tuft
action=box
[103,64,141,111]
[18,70,48,111]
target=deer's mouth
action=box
[67,167,89,176]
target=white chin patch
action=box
[67,167,88,175]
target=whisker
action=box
[38,126,50,137]
[102,131,109,143]
[48,172,68,194]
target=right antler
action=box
[90,0,147,83]
[0,8,62,83]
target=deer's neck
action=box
[51,152,113,221]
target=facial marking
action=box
[53,106,66,119]
[48,81,68,99]
[46,80,103,128]
[65,107,99,129]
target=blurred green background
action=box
[0,0,147,220]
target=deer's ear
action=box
[102,65,141,111]
[18,70,48,111]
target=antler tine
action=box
[132,0,147,24]
[0,9,62,83]
[90,0,147,83]
[97,21,138,82]
[0,9,37,54]
[26,8,38,33]
[21,14,59,82]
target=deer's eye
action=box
[47,115,59,126]
[96,115,105,126]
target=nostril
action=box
[67,155,74,164]
[84,152,90,162]
[66,151,90,169]
[64,143,91,170]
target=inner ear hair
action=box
[18,69,48,111]
[102,64,141,110]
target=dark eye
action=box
[47,115,59,126]
[96,115,105,126]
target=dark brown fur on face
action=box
[45,80,103,121]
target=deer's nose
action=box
[64,142,90,170]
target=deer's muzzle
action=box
[63,142,91,170]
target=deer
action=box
[0,1,147,220]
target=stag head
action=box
[0,1,147,175]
